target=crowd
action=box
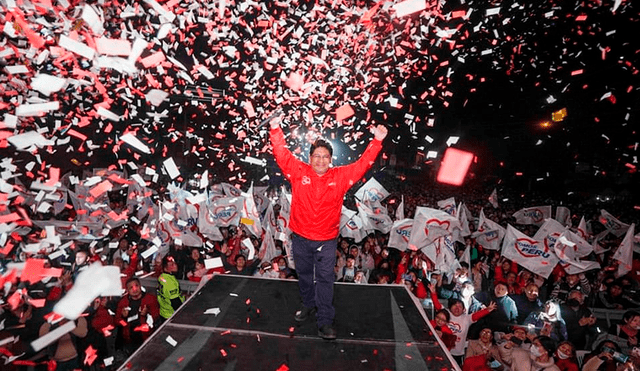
[1,175,640,371]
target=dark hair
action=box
[309,138,333,157]
[459,262,469,269]
[346,254,355,261]
[535,335,557,357]
[593,339,620,354]
[162,254,176,268]
[623,310,640,323]
[435,308,450,322]
[126,277,140,286]
[448,298,464,310]
[235,254,247,262]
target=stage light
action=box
[540,121,551,128]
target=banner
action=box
[407,207,461,251]
[387,218,413,251]
[253,186,271,214]
[241,183,262,237]
[599,209,630,237]
[512,206,552,226]
[501,225,559,279]
[577,216,590,240]
[457,202,472,237]
[354,177,389,203]
[340,206,367,243]
[207,196,244,227]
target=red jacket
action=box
[270,126,383,241]
[115,292,160,342]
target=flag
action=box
[599,209,630,237]
[460,243,471,268]
[457,202,472,237]
[488,188,499,208]
[577,216,590,240]
[253,186,270,214]
[277,190,291,235]
[220,182,243,198]
[426,235,458,275]
[555,206,571,227]
[209,196,243,227]
[395,195,405,221]
[501,225,559,279]
[437,197,457,217]
[407,207,461,251]
[471,209,505,251]
[387,218,413,251]
[197,203,223,241]
[339,208,367,243]
[241,183,262,237]
[354,177,389,203]
[613,224,635,278]
[512,206,552,226]
[357,200,393,234]
[554,232,600,275]
[262,203,278,235]
[533,218,566,251]
[259,228,279,264]
[592,230,611,255]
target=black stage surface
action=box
[119,275,460,371]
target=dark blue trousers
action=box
[291,233,337,327]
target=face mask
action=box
[278,265,286,270]
[530,346,543,358]
[557,350,570,360]
[566,299,580,307]
[462,289,473,298]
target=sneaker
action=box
[318,324,337,340]
[294,306,317,322]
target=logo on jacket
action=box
[302,176,311,185]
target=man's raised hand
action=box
[372,124,388,141]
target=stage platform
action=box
[119,275,460,371]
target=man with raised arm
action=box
[269,116,387,339]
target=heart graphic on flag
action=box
[515,238,550,259]
[397,225,411,242]
[214,206,238,224]
[424,218,450,236]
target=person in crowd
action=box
[476,281,518,334]
[560,289,597,350]
[275,256,293,277]
[226,253,262,276]
[270,114,388,340]
[500,335,561,371]
[439,280,485,315]
[186,259,208,282]
[430,284,497,366]
[505,271,523,295]
[524,300,568,343]
[464,326,502,368]
[555,340,580,371]
[550,273,591,304]
[596,279,640,309]
[430,309,457,350]
[39,317,88,371]
[470,260,490,293]
[512,283,544,324]
[71,248,91,281]
[582,339,625,371]
[158,254,185,322]
[593,310,640,355]
[111,237,131,264]
[254,261,280,279]
[494,258,518,287]
[115,277,160,359]
[353,270,368,284]
[339,254,357,282]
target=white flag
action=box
[555,206,571,227]
[241,183,262,237]
[613,224,635,278]
[388,218,413,251]
[262,203,278,235]
[253,186,270,214]
[488,188,499,208]
[577,216,590,240]
[340,207,367,243]
[457,203,473,237]
[512,206,552,226]
[354,177,389,203]
[260,228,279,264]
[471,209,505,251]
[437,197,457,217]
[209,196,244,227]
[533,218,566,251]
[408,207,461,251]
[599,209,630,237]
[501,225,559,279]
[554,232,600,275]
[357,200,393,234]
[395,195,405,221]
